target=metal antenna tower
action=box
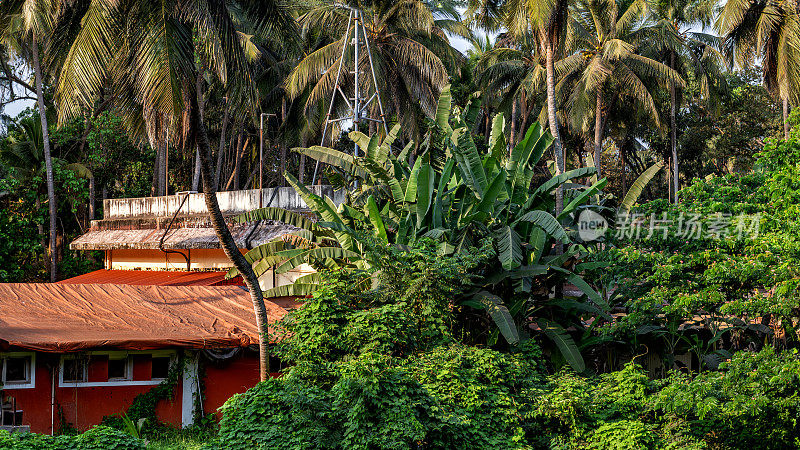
[311,6,389,185]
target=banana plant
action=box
[235,88,610,371]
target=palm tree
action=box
[286,0,461,141]
[475,36,541,144]
[525,0,570,215]
[650,0,724,203]
[564,0,683,178]
[0,1,59,281]
[54,0,297,381]
[472,0,570,215]
[717,0,800,139]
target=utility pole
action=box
[311,7,389,185]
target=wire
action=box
[159,192,193,270]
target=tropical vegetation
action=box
[2,0,800,447]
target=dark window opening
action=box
[63,358,87,383]
[4,357,30,383]
[151,356,171,379]
[108,358,128,380]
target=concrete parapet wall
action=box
[102,186,343,220]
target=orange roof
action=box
[57,269,244,286]
[0,283,297,352]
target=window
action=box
[57,351,174,387]
[1,354,34,387]
[5,357,29,383]
[151,356,171,380]
[108,357,130,381]
[62,358,87,383]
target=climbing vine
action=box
[101,356,184,433]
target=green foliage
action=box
[241,94,608,368]
[101,359,183,436]
[529,349,800,449]
[587,131,800,360]
[217,242,545,449]
[216,238,800,449]
[0,426,144,449]
[652,348,800,448]
[586,421,659,450]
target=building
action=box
[0,187,342,434]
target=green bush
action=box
[0,426,144,449]
[217,243,543,449]
[532,349,800,449]
[586,420,658,450]
[218,344,542,450]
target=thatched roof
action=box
[71,220,299,250]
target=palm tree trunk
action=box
[191,78,270,381]
[594,89,603,178]
[484,112,491,144]
[31,38,57,282]
[519,93,530,145]
[232,130,244,190]
[545,40,565,216]
[151,145,161,196]
[192,73,205,192]
[670,51,678,204]
[89,176,95,220]
[620,146,627,194]
[159,142,167,195]
[214,101,230,191]
[783,96,790,140]
[298,155,306,184]
[280,98,287,185]
[298,133,307,184]
[510,99,518,148]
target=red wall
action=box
[3,350,266,434]
[4,354,182,434]
[201,353,264,418]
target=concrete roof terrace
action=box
[70,186,343,251]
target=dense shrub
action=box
[0,426,144,449]
[212,239,800,449]
[530,349,800,449]
[217,243,544,449]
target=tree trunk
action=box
[88,176,95,221]
[164,138,169,195]
[299,131,307,184]
[519,93,530,146]
[280,99,287,185]
[191,78,270,381]
[233,130,245,190]
[544,39,564,216]
[670,51,678,204]
[510,99,518,149]
[594,89,603,178]
[784,96,790,140]
[160,142,167,196]
[214,102,231,191]
[227,134,249,191]
[621,147,627,194]
[151,144,161,196]
[192,74,206,192]
[32,39,57,282]
[484,112,491,144]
